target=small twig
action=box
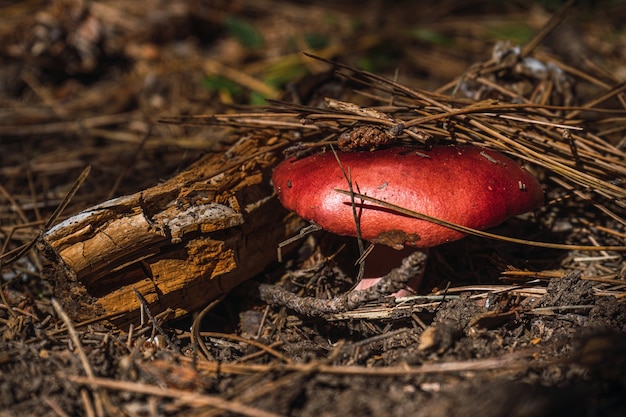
[529,305,595,315]
[184,349,545,376]
[0,165,91,266]
[106,127,151,199]
[198,331,290,363]
[66,375,283,417]
[42,395,71,417]
[51,299,95,379]
[80,389,96,417]
[352,327,415,348]
[521,0,575,57]
[562,128,584,170]
[277,222,322,262]
[51,299,103,417]
[0,183,30,224]
[334,189,626,252]
[238,341,285,364]
[133,289,178,352]
[353,242,375,267]
[191,296,226,360]
[550,176,626,227]
[44,311,124,337]
[0,112,139,136]
[257,251,427,316]
[331,145,366,280]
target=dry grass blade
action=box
[334,189,626,252]
[331,146,366,280]
[198,331,291,364]
[182,54,626,210]
[51,299,104,417]
[521,0,576,57]
[0,165,91,266]
[192,297,226,361]
[66,375,282,417]
[181,350,544,376]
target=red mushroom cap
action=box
[272,145,543,249]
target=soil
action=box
[1,1,625,416]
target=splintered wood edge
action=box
[39,134,302,326]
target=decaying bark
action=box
[39,133,302,327]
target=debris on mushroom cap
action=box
[272,145,544,249]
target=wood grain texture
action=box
[39,133,302,327]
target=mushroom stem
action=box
[353,246,428,296]
[256,250,428,316]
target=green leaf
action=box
[357,44,402,73]
[486,24,534,44]
[304,33,330,49]
[263,63,309,89]
[201,75,242,96]
[249,91,269,105]
[410,28,453,46]
[224,16,264,49]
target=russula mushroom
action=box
[272,145,543,293]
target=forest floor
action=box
[1,1,625,416]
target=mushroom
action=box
[272,145,543,294]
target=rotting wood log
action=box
[38,132,303,328]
